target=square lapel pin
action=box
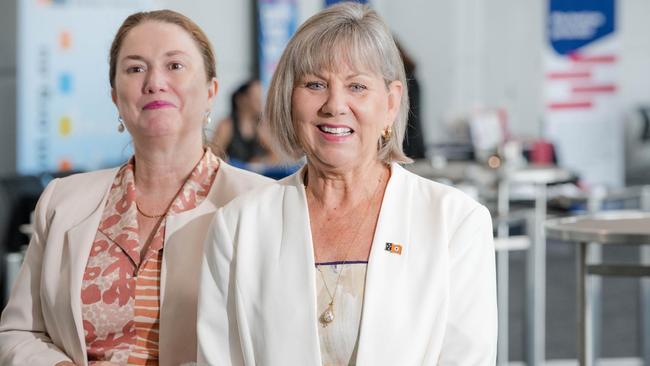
[385,242,403,255]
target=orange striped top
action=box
[81,150,219,365]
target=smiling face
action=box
[291,63,402,172]
[111,21,217,145]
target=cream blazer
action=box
[198,163,497,365]
[0,160,271,366]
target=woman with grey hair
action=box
[197,3,497,365]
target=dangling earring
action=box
[117,116,125,133]
[204,111,212,126]
[381,126,393,144]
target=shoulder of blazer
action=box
[216,159,275,192]
[208,160,275,208]
[391,163,485,223]
[218,168,300,220]
[45,168,119,223]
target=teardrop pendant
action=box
[319,303,335,327]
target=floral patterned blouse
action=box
[80,149,219,365]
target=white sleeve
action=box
[197,208,245,366]
[0,179,73,365]
[437,205,498,365]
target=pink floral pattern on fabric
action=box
[81,150,219,364]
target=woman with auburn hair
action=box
[198,3,496,365]
[0,9,270,366]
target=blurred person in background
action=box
[197,3,496,365]
[212,79,278,164]
[0,9,270,366]
[395,38,426,160]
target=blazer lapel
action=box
[63,193,110,365]
[268,171,322,364]
[158,195,217,366]
[161,188,217,302]
[356,164,416,365]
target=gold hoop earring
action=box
[381,126,393,141]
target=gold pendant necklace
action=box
[312,168,386,328]
[317,264,340,327]
[319,301,335,326]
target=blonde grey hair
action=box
[265,2,411,164]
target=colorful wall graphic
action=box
[17,0,151,175]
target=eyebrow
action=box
[305,71,371,80]
[164,50,189,57]
[120,50,190,63]
[345,72,371,79]
[121,55,146,63]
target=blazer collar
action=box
[160,157,228,231]
[276,163,414,364]
[356,163,415,364]
[64,169,119,365]
[62,158,232,363]
[269,168,322,364]
[159,158,226,302]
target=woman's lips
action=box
[143,100,175,110]
[317,124,353,142]
[317,124,353,136]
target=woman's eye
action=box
[305,81,325,90]
[350,83,367,92]
[169,62,184,70]
[126,66,145,73]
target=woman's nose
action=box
[320,86,349,116]
[143,68,167,94]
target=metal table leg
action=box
[641,186,650,366]
[577,241,593,366]
[586,189,603,364]
[496,179,509,365]
[496,250,509,365]
[577,242,586,366]
[641,245,650,366]
[527,183,546,366]
[587,244,601,363]
[526,228,535,365]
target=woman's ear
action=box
[386,80,403,125]
[207,78,219,104]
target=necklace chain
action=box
[312,168,386,327]
[135,202,167,218]
[317,266,335,305]
[134,162,199,220]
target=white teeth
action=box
[319,125,352,135]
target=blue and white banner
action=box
[325,0,368,6]
[544,0,622,187]
[17,0,152,175]
[257,0,298,88]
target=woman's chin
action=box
[136,128,174,139]
[309,152,371,173]
[132,119,180,138]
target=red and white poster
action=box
[544,0,623,187]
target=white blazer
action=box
[0,160,272,366]
[198,163,497,365]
